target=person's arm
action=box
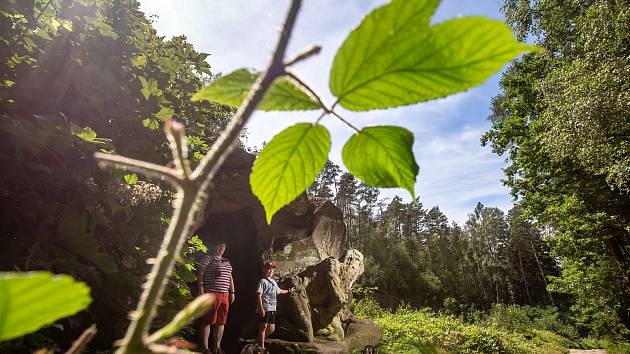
[229,273,235,304]
[278,286,295,295]
[196,257,208,295]
[256,280,265,317]
[256,292,265,318]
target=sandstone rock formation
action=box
[198,148,381,353]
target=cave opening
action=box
[196,209,261,353]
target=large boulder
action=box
[274,277,313,342]
[298,257,346,333]
[310,198,346,259]
[344,318,383,352]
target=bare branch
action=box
[94,152,181,186]
[330,110,361,132]
[192,0,304,187]
[65,324,97,354]
[165,120,192,180]
[285,44,321,66]
[285,68,330,113]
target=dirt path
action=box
[569,350,607,354]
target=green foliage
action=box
[355,299,630,354]
[192,68,320,111]
[124,174,139,185]
[251,123,330,223]
[342,126,418,199]
[0,272,91,342]
[0,0,229,349]
[483,304,579,340]
[483,0,630,333]
[329,0,538,111]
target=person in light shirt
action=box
[255,261,294,352]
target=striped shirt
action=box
[197,255,232,293]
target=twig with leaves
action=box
[94,0,314,353]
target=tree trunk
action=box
[517,248,533,305]
[527,230,555,306]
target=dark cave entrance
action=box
[196,210,262,353]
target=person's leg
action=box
[265,323,275,337]
[211,292,229,352]
[257,322,268,348]
[198,320,211,352]
[265,312,276,338]
[198,292,216,352]
[211,324,224,352]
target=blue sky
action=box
[138,0,514,224]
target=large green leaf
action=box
[192,68,320,111]
[342,126,418,198]
[251,123,330,223]
[0,272,92,342]
[330,0,539,111]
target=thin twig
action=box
[191,0,304,188]
[108,1,308,353]
[65,324,97,354]
[116,190,197,354]
[314,110,327,124]
[284,45,321,66]
[94,152,181,186]
[284,68,330,113]
[330,110,361,132]
[165,120,192,180]
[283,69,359,132]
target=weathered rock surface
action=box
[275,277,313,342]
[241,338,348,354]
[298,258,346,332]
[344,318,383,352]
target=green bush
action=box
[354,299,630,354]
[483,304,579,340]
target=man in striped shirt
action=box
[197,241,235,354]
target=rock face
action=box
[198,148,381,353]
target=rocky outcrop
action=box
[344,318,383,352]
[201,148,380,353]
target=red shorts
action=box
[203,291,229,325]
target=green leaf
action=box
[70,123,97,143]
[330,0,539,111]
[251,123,330,223]
[93,21,118,39]
[155,106,174,121]
[139,77,160,100]
[0,272,92,342]
[124,173,138,185]
[342,126,418,198]
[142,118,160,130]
[131,55,147,68]
[192,68,320,111]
